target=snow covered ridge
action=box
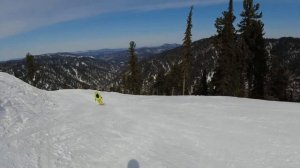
[1,72,300,168]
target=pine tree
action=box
[199,69,208,95]
[124,41,141,94]
[25,53,37,83]
[268,57,289,101]
[153,70,166,95]
[238,0,267,99]
[167,64,183,95]
[212,0,244,96]
[181,6,193,95]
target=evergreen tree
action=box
[199,69,208,95]
[124,41,141,94]
[166,64,183,95]
[181,6,193,95]
[25,53,37,83]
[212,0,244,96]
[238,0,267,99]
[157,63,183,95]
[153,70,166,95]
[267,57,289,101]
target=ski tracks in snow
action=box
[1,73,300,168]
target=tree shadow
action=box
[127,159,139,168]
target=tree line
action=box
[21,0,290,101]
[122,0,289,101]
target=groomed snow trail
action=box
[1,72,300,168]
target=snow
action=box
[1,72,300,168]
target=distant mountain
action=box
[72,43,180,65]
[1,38,299,101]
[0,53,117,90]
[266,37,300,76]
[137,37,300,101]
[0,44,180,91]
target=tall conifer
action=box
[239,0,267,99]
[182,6,193,95]
[124,41,141,94]
[213,0,244,96]
[25,53,37,83]
[200,69,208,95]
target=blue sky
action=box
[0,0,299,61]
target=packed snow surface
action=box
[0,72,300,168]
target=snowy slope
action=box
[1,72,300,168]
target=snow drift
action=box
[0,72,300,168]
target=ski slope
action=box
[1,72,300,168]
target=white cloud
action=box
[0,0,230,38]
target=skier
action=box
[95,91,104,105]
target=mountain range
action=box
[0,44,180,90]
[139,37,300,100]
[0,38,299,101]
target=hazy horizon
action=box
[0,0,299,61]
